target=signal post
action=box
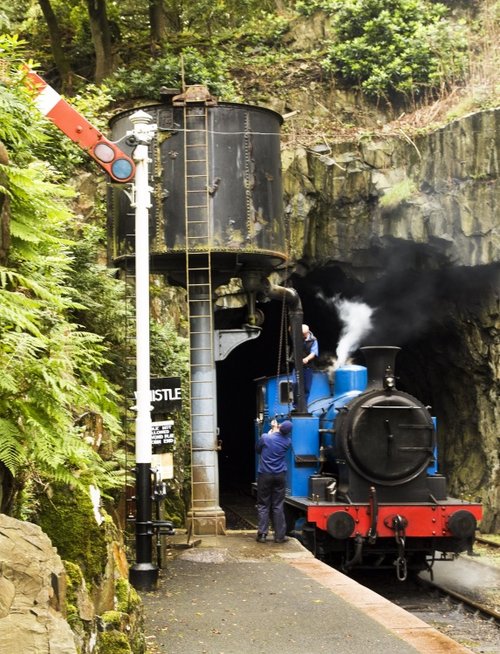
[25,69,159,590]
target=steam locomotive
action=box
[254,344,482,580]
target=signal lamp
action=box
[111,158,134,180]
[93,142,115,163]
[92,142,134,181]
[384,366,396,390]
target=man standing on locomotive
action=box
[255,420,292,543]
[301,324,319,403]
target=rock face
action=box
[284,109,499,270]
[0,509,145,654]
[35,484,145,654]
[0,514,77,654]
[283,108,499,531]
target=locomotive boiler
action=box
[255,344,483,580]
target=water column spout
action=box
[265,282,307,414]
[187,266,225,535]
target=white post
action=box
[127,110,159,591]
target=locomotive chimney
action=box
[361,346,400,390]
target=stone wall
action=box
[0,509,145,654]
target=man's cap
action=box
[279,420,293,435]
[302,324,309,334]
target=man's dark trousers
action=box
[256,471,287,540]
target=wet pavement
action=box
[140,531,475,654]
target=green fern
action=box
[0,418,25,473]
[0,46,124,513]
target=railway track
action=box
[222,503,257,531]
[346,542,500,654]
[476,535,500,546]
[421,536,500,618]
[417,574,500,622]
[357,567,500,654]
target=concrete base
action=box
[187,507,226,535]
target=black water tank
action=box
[107,91,287,286]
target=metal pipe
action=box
[265,283,307,414]
[187,269,225,535]
[344,535,364,570]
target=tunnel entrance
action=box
[214,266,359,496]
[214,261,498,531]
[216,302,284,496]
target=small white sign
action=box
[151,420,175,445]
[152,452,174,480]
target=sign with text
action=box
[151,420,175,446]
[150,377,182,413]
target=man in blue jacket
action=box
[255,420,292,543]
[301,324,319,404]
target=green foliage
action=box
[115,577,141,613]
[230,10,290,47]
[100,610,124,629]
[149,318,192,522]
[106,4,289,101]
[0,43,124,512]
[66,222,130,387]
[379,178,417,210]
[5,0,279,94]
[0,37,52,165]
[111,46,240,101]
[10,0,97,81]
[96,632,132,654]
[63,559,85,629]
[297,0,469,98]
[0,160,122,492]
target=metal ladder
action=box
[183,103,223,535]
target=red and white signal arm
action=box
[25,69,135,183]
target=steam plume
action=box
[317,292,374,368]
[334,297,374,368]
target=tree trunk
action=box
[37,0,73,91]
[0,462,16,515]
[0,141,10,264]
[149,0,168,53]
[149,0,183,51]
[86,0,114,83]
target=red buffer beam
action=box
[25,70,135,183]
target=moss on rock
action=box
[97,631,132,653]
[36,483,108,584]
[115,577,141,613]
[63,560,85,629]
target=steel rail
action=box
[475,535,500,548]
[417,577,500,624]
